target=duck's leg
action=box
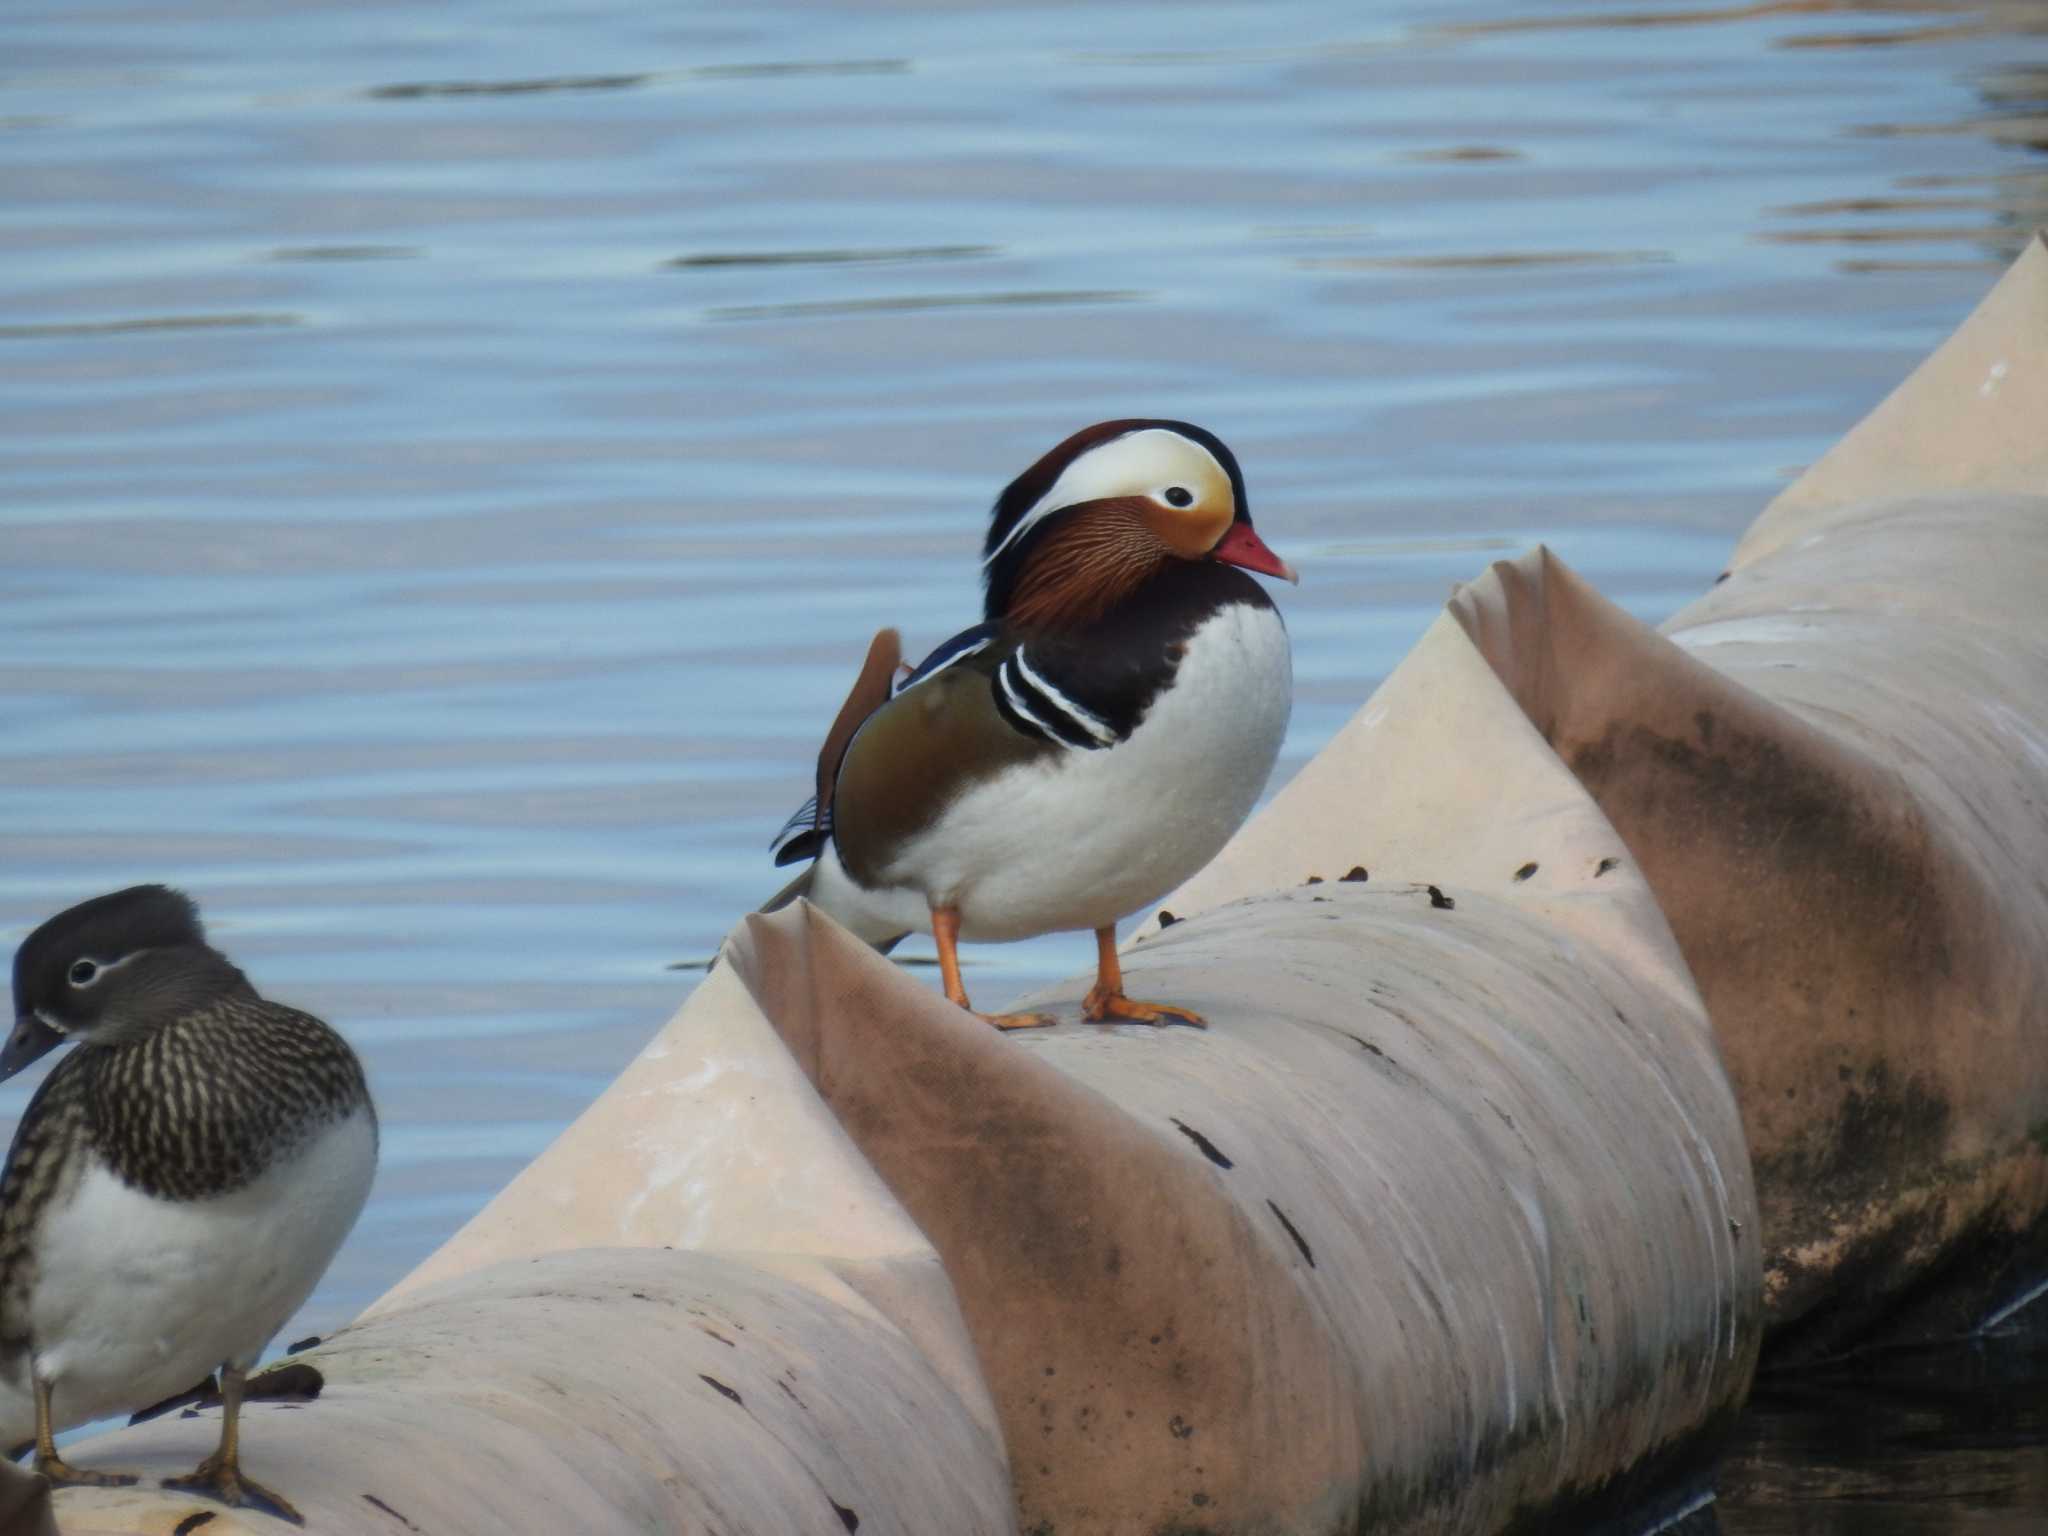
[932,906,1055,1031]
[162,1363,303,1524]
[31,1373,136,1488]
[1082,926,1205,1027]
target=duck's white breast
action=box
[8,1106,376,1439]
[898,599,1292,940]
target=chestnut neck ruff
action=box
[995,498,1174,631]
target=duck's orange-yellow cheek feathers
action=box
[1140,493,1234,560]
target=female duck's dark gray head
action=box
[5,884,214,1080]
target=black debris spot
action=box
[1266,1200,1317,1267]
[286,1334,321,1355]
[1427,885,1455,910]
[631,1291,650,1300]
[832,1498,860,1531]
[1348,1034,1387,1060]
[1595,856,1620,876]
[777,1376,809,1409]
[700,1374,744,1406]
[1513,862,1538,882]
[1714,570,1730,584]
[129,1376,218,1425]
[1341,866,1369,882]
[1157,910,1179,928]
[174,1514,217,1535]
[1303,874,1324,885]
[1311,895,1330,903]
[363,1493,424,1531]
[697,1324,736,1346]
[1169,1414,1195,1440]
[248,1362,324,1402]
[1169,1118,1234,1169]
[180,1407,201,1418]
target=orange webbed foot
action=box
[977,1009,1059,1031]
[1081,988,1206,1029]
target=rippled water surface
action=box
[4,0,2045,1518]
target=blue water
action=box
[3,0,2044,1520]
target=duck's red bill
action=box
[1211,522,1300,584]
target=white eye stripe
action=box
[985,429,1231,568]
[66,950,145,988]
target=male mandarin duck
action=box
[767,420,1295,1030]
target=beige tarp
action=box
[35,236,2048,1533]
[45,581,1760,1533]
[1445,234,2048,1356]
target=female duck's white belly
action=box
[2,1106,376,1441]
[874,600,1291,942]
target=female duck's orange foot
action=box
[978,1009,1058,1031]
[1081,988,1206,1028]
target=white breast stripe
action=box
[984,427,1229,567]
[1012,649,1116,745]
[995,664,1064,744]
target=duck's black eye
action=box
[1163,486,1194,508]
[67,958,99,987]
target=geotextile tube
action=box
[33,237,2048,1536]
[44,585,1761,1533]
[1440,233,2048,1362]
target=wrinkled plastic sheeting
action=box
[48,584,1758,1534]
[1441,234,2048,1358]
[711,583,1758,1533]
[48,952,1018,1535]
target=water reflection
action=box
[706,288,1147,321]
[367,74,651,100]
[1,0,2045,1515]
[0,312,299,340]
[666,243,998,269]
[1718,1311,2048,1534]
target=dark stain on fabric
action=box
[1266,1200,1317,1267]
[1169,1118,1234,1169]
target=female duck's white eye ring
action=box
[1162,486,1194,508]
[67,958,100,987]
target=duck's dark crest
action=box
[11,885,205,1011]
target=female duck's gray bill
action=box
[0,1014,62,1081]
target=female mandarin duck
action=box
[768,420,1295,1029]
